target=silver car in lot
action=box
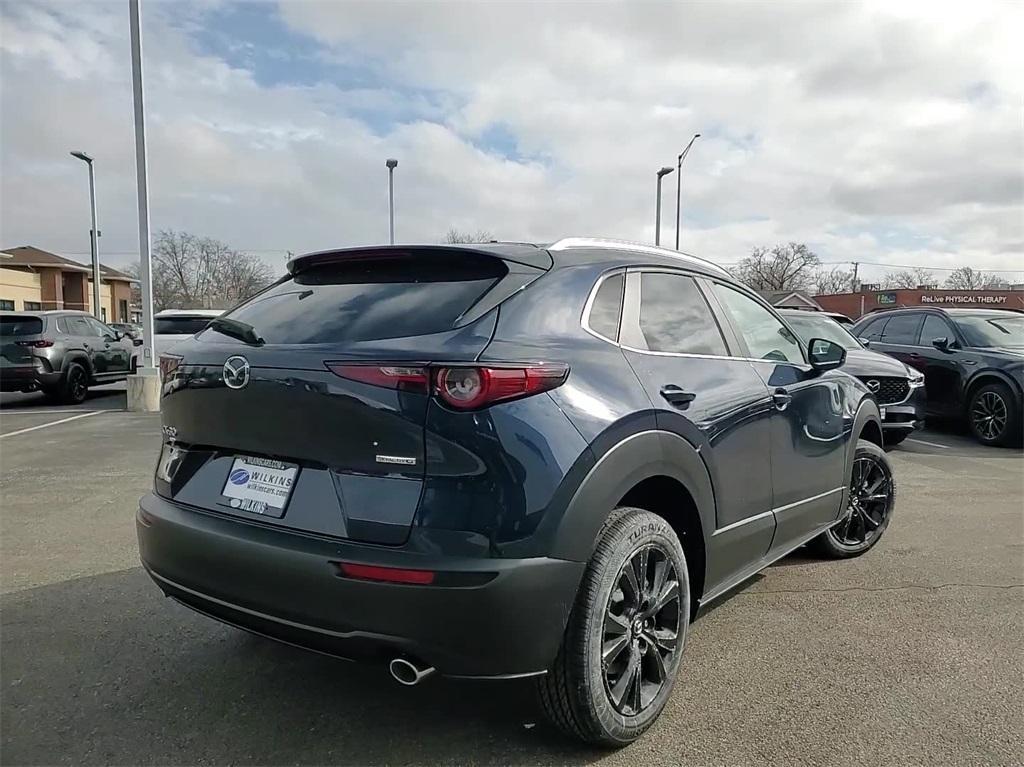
[153,309,222,360]
[0,310,138,403]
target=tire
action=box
[537,507,689,747]
[59,362,89,405]
[967,382,1021,447]
[811,439,895,559]
[883,431,909,449]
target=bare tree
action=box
[878,268,938,289]
[131,230,275,311]
[945,266,1009,290]
[811,265,855,295]
[443,228,495,244]
[733,243,820,291]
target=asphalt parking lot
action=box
[1,393,1021,766]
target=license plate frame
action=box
[220,455,298,518]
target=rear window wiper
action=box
[209,317,264,346]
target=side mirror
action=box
[112,330,124,341]
[133,338,143,346]
[808,338,846,372]
[858,337,872,348]
[931,337,950,351]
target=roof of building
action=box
[0,246,136,282]
[757,289,823,309]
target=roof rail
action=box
[547,237,730,276]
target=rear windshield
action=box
[155,316,215,335]
[219,255,506,344]
[0,316,43,336]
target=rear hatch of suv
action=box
[1,314,45,371]
[157,245,550,545]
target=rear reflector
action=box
[325,362,569,410]
[326,364,428,392]
[335,562,435,585]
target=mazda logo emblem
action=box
[866,379,880,393]
[223,356,250,390]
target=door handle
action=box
[771,388,792,411]
[660,385,696,409]
[909,352,921,359]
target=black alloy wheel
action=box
[971,389,1008,442]
[62,363,88,404]
[830,450,893,550]
[602,544,681,716]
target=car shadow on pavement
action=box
[0,386,126,411]
[0,567,606,766]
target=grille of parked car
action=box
[858,376,910,405]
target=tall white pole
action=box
[386,158,398,244]
[85,164,102,318]
[129,0,155,370]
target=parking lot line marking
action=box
[906,438,952,449]
[1,409,103,415]
[0,411,103,439]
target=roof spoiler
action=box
[287,244,552,274]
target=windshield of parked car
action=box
[0,316,43,336]
[954,314,1024,348]
[154,316,216,335]
[782,313,862,350]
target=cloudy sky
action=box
[1,0,1021,283]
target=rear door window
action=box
[629,272,727,355]
[858,317,887,341]
[223,254,507,344]
[0,316,43,336]
[880,313,922,345]
[66,317,94,336]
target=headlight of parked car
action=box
[908,369,925,387]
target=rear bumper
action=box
[137,492,583,678]
[0,366,60,392]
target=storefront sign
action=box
[920,294,1007,305]
[877,292,897,305]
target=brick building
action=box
[815,286,1024,320]
[0,246,137,323]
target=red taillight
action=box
[16,339,54,348]
[325,361,569,410]
[335,562,435,585]
[159,354,182,383]
[435,365,569,410]
[325,364,429,392]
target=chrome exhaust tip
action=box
[389,657,435,686]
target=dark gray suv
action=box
[139,239,894,746]
[0,311,137,403]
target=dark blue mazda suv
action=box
[138,238,894,746]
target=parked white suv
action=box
[153,309,223,359]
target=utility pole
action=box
[851,261,860,293]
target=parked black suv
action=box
[1,311,138,403]
[852,308,1023,446]
[779,310,925,446]
[138,239,893,746]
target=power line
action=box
[719,259,1023,274]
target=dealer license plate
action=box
[221,456,298,518]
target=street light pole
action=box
[386,159,398,244]
[129,0,155,372]
[655,166,675,246]
[70,151,102,318]
[675,133,700,251]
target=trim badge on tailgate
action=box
[376,455,417,466]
